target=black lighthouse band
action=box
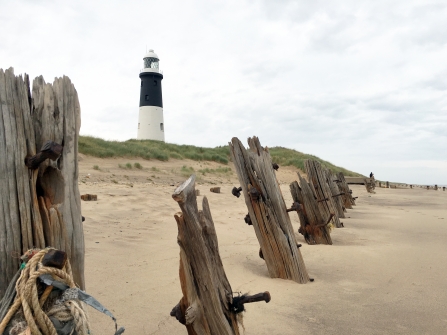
[139,71,163,108]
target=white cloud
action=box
[1,0,446,184]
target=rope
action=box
[0,248,89,335]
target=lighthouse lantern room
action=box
[137,49,164,141]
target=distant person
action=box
[370,172,374,178]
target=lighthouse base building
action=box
[137,49,165,141]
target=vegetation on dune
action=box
[268,146,364,177]
[79,136,362,177]
[79,136,229,164]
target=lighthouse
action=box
[137,49,164,141]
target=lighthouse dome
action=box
[144,49,159,60]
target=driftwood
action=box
[81,194,97,201]
[210,187,221,193]
[229,137,309,283]
[304,160,343,228]
[290,174,332,245]
[171,175,270,334]
[0,67,84,298]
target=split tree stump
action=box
[304,160,343,228]
[229,136,309,283]
[171,175,271,334]
[0,68,84,298]
[290,173,332,245]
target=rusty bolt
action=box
[244,214,252,226]
[232,186,243,198]
[249,187,260,201]
[286,202,302,212]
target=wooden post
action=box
[290,174,332,245]
[386,181,389,188]
[304,160,343,228]
[0,68,84,298]
[443,187,445,191]
[325,169,346,217]
[171,175,270,334]
[229,137,309,283]
[364,177,376,193]
[434,185,438,190]
[337,172,356,206]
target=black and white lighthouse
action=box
[137,49,164,141]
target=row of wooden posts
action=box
[375,181,445,191]
[1,69,360,334]
[169,137,359,333]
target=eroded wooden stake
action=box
[229,137,310,283]
[171,175,270,334]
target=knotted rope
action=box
[0,248,90,335]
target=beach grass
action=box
[79,136,362,177]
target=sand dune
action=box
[78,156,447,334]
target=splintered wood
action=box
[304,160,344,228]
[290,174,332,245]
[229,136,309,283]
[0,67,84,296]
[171,175,271,334]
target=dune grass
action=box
[198,166,232,175]
[268,146,363,177]
[79,136,362,177]
[79,136,229,164]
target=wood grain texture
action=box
[172,175,240,335]
[0,68,84,298]
[336,172,355,208]
[229,136,309,283]
[325,169,346,218]
[290,173,332,245]
[304,160,343,228]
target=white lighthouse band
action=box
[137,49,165,141]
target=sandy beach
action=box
[78,156,447,335]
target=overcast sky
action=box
[1,0,446,184]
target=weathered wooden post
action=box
[0,68,84,298]
[434,185,438,191]
[229,137,310,283]
[337,172,356,206]
[386,181,389,188]
[325,169,346,217]
[305,160,343,228]
[171,175,271,334]
[364,177,376,193]
[290,174,332,245]
[443,187,445,191]
[410,185,413,189]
